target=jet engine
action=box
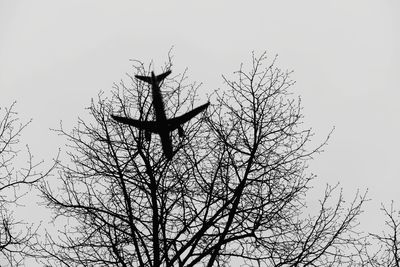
[145,130,152,142]
[178,126,185,138]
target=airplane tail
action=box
[135,70,172,84]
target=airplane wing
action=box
[111,115,159,133]
[167,102,210,130]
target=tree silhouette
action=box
[357,202,400,267]
[0,102,51,266]
[37,53,367,266]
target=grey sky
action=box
[1,0,400,264]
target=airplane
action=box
[111,70,210,160]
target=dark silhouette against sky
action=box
[111,70,209,160]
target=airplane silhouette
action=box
[111,70,210,160]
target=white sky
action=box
[1,0,400,265]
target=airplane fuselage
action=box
[150,72,173,159]
[151,72,168,123]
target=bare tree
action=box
[356,202,400,267]
[37,53,366,266]
[0,102,51,266]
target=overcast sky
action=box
[1,0,399,265]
